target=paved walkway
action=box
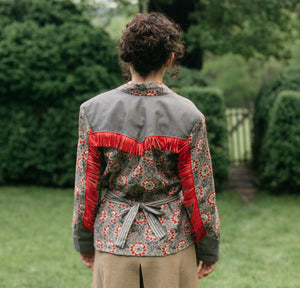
[225,164,258,203]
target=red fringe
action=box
[177,142,207,242]
[83,131,206,241]
[83,134,102,232]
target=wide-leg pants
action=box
[92,244,199,288]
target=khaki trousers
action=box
[92,244,199,288]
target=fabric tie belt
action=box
[104,191,181,248]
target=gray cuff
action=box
[195,236,220,263]
[73,228,94,253]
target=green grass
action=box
[0,187,299,288]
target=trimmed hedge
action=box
[260,91,300,194]
[253,67,300,170]
[175,87,230,189]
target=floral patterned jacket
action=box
[72,81,220,263]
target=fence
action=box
[226,108,253,164]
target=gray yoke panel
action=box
[82,88,203,142]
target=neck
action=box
[130,67,166,83]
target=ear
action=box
[165,52,175,68]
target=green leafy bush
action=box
[0,0,122,187]
[260,91,300,194]
[175,87,230,189]
[164,66,210,89]
[253,67,300,170]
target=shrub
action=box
[260,91,300,194]
[164,66,211,89]
[0,0,122,187]
[175,87,230,189]
[253,67,300,171]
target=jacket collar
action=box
[118,81,173,96]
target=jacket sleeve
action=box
[189,116,221,263]
[72,105,94,253]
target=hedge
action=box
[175,87,230,189]
[0,0,122,187]
[259,91,300,194]
[253,67,300,170]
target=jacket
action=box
[72,81,220,263]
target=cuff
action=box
[195,236,220,263]
[73,228,94,253]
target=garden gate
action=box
[226,108,253,164]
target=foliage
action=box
[175,87,230,189]
[253,67,300,170]
[164,66,211,89]
[0,0,122,186]
[202,53,284,107]
[148,0,300,69]
[259,91,300,194]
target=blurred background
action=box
[0,1,299,287]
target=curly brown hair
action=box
[118,12,185,78]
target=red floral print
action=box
[74,184,80,198]
[80,178,86,191]
[76,157,84,171]
[207,191,216,206]
[98,209,107,222]
[103,225,110,239]
[132,164,144,177]
[106,240,116,253]
[130,242,147,256]
[142,179,158,192]
[143,150,154,163]
[72,212,77,225]
[159,215,166,224]
[201,212,211,224]
[145,227,157,241]
[214,216,220,231]
[157,154,166,164]
[117,174,128,187]
[171,210,182,224]
[195,186,204,199]
[167,228,175,242]
[176,240,187,251]
[115,225,122,238]
[183,221,191,235]
[81,149,88,161]
[165,187,177,197]
[144,90,157,96]
[95,239,104,250]
[134,211,146,225]
[77,202,84,215]
[162,243,170,255]
[130,90,143,96]
[199,163,212,178]
[196,137,205,153]
[110,209,118,223]
[87,126,92,134]
[206,147,211,158]
[191,158,199,172]
[78,129,86,144]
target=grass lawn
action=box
[0,186,299,288]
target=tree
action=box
[148,0,299,69]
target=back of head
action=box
[118,12,184,78]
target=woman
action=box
[72,12,220,288]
